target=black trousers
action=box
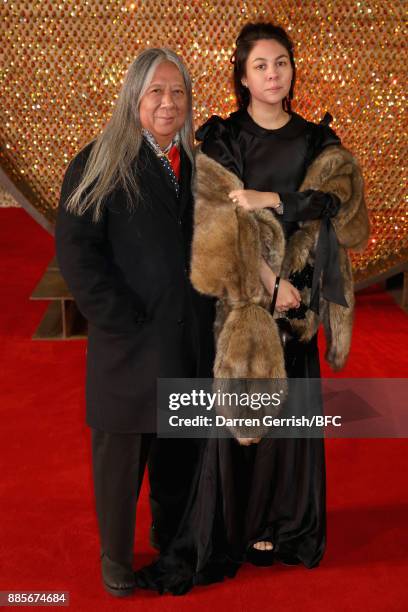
[91,429,201,566]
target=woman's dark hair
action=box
[231,22,296,112]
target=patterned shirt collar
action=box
[142,129,181,197]
[142,129,180,157]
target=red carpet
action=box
[0,208,407,611]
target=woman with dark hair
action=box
[137,23,369,594]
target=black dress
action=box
[136,110,342,594]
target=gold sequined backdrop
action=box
[0,0,406,281]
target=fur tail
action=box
[214,303,287,380]
[213,303,287,443]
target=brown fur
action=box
[299,145,370,250]
[191,146,370,436]
[280,145,368,367]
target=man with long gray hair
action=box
[55,48,214,597]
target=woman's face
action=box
[139,61,188,148]
[243,39,293,108]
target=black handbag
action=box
[269,263,313,346]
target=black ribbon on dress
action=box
[309,214,348,314]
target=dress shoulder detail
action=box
[306,112,341,162]
[195,115,242,178]
[195,114,234,143]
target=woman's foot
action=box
[246,540,275,566]
[253,541,274,551]
[237,437,261,446]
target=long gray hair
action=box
[65,48,194,221]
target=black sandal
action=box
[246,542,275,567]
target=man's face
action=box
[139,61,188,148]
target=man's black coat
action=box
[55,141,215,433]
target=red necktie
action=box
[167,145,180,180]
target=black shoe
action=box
[246,544,275,567]
[101,553,136,597]
[277,553,301,566]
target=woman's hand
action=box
[229,189,280,210]
[236,437,261,446]
[260,259,301,312]
[275,279,301,312]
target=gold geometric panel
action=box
[1,0,406,281]
[0,185,20,208]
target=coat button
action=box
[177,318,184,325]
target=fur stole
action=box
[191,144,370,387]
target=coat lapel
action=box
[139,141,193,221]
[178,147,193,218]
[140,141,179,220]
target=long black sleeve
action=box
[55,149,145,334]
[279,189,341,222]
[278,115,342,223]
